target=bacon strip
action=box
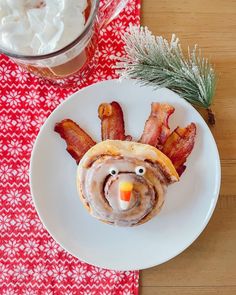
[139,103,175,148]
[162,123,197,175]
[54,119,96,164]
[98,101,128,141]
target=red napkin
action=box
[0,1,140,294]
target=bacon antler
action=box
[139,103,175,148]
[162,123,197,176]
[54,119,96,164]
[98,101,130,141]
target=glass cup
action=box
[0,0,128,87]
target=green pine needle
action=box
[116,26,216,121]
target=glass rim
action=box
[0,0,100,61]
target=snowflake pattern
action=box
[0,114,12,132]
[71,265,87,283]
[5,188,22,206]
[0,64,12,82]
[5,139,23,157]
[12,67,29,83]
[16,162,29,182]
[3,288,17,295]
[88,267,107,283]
[0,163,14,182]
[0,214,11,231]
[24,90,41,107]
[44,240,59,257]
[16,114,32,132]
[2,90,22,108]
[101,44,116,58]
[15,214,31,231]
[0,263,9,283]
[0,1,140,294]
[24,239,39,256]
[32,264,48,282]
[92,69,109,82]
[44,90,60,109]
[106,270,125,283]
[5,239,20,257]
[112,20,127,37]
[13,264,28,281]
[124,0,138,14]
[52,264,67,283]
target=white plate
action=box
[30,79,221,271]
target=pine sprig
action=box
[116,26,216,124]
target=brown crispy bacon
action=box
[54,119,96,164]
[98,101,128,141]
[162,123,197,175]
[139,103,175,148]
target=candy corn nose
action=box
[119,181,133,210]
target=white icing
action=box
[0,0,87,55]
[119,200,130,210]
[78,155,167,226]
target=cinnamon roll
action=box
[77,140,179,226]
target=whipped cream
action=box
[0,0,88,55]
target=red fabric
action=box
[0,1,140,294]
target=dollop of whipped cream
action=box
[0,0,87,55]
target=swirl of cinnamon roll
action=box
[77,140,179,226]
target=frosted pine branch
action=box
[116,26,216,122]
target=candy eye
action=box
[135,166,146,176]
[109,167,119,176]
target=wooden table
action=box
[140,1,236,294]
